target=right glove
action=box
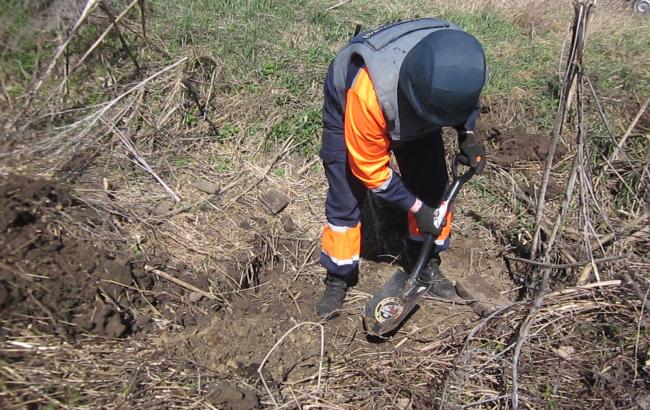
[458,131,486,173]
[414,202,443,238]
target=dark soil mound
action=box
[485,126,568,166]
[0,174,154,339]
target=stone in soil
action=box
[280,214,297,232]
[192,178,219,194]
[206,382,259,409]
[456,274,510,316]
[259,190,289,215]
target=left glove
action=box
[458,131,486,173]
[414,202,443,238]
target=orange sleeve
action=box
[344,68,391,190]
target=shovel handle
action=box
[409,155,476,281]
[452,154,477,181]
[410,234,435,279]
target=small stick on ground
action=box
[622,273,650,312]
[593,211,649,250]
[20,0,101,110]
[505,255,624,269]
[258,322,325,407]
[327,0,351,11]
[98,1,141,73]
[606,97,650,165]
[145,265,219,301]
[225,138,298,208]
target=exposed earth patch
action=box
[0,175,217,340]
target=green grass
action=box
[170,154,193,167]
[4,1,648,159]
[149,0,644,150]
[211,153,234,172]
[1,1,46,92]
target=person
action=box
[316,18,487,318]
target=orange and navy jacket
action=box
[321,55,481,212]
[321,61,417,211]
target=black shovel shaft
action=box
[410,156,476,281]
[363,155,478,336]
[411,235,435,278]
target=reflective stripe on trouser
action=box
[320,222,361,276]
[407,211,452,252]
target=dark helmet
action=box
[397,29,486,139]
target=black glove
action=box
[414,203,442,237]
[458,131,486,173]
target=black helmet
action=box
[398,29,486,139]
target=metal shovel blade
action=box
[363,269,432,336]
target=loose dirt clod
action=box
[192,178,220,194]
[486,126,568,166]
[456,275,510,316]
[207,382,260,410]
[0,175,143,338]
[259,190,289,214]
[0,174,215,340]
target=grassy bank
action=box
[3,1,647,155]
[146,0,649,149]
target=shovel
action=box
[363,155,477,336]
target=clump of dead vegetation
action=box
[0,0,648,409]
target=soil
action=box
[477,125,568,199]
[161,267,324,383]
[483,126,568,167]
[0,132,518,408]
[206,382,260,410]
[159,199,511,404]
[0,174,216,341]
[0,175,141,339]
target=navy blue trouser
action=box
[320,133,449,279]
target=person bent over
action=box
[316,18,487,318]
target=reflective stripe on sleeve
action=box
[371,168,393,193]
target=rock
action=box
[456,275,509,317]
[188,291,204,303]
[199,198,218,211]
[396,398,410,409]
[151,201,173,216]
[259,190,289,215]
[280,214,297,232]
[192,178,219,194]
[133,313,151,331]
[554,345,576,359]
[206,382,259,410]
[104,313,127,338]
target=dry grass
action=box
[2,280,646,408]
[0,0,648,409]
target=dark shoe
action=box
[315,274,348,319]
[423,259,457,299]
[401,240,457,299]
